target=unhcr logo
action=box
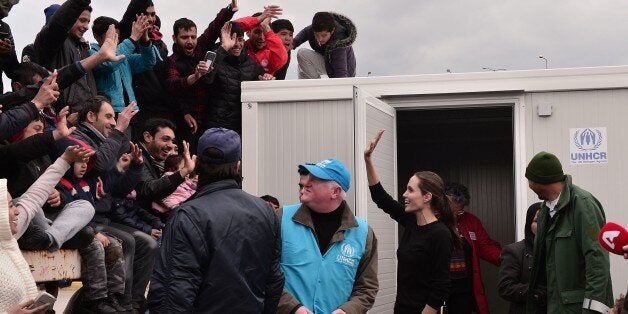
[573,128,602,151]
[569,127,608,164]
[336,243,357,267]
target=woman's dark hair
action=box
[445,182,470,206]
[92,16,119,38]
[414,171,463,251]
[312,12,335,32]
[164,155,184,173]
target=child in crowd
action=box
[151,154,197,220]
[109,143,165,240]
[55,144,126,314]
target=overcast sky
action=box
[4,0,628,88]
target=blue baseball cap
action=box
[197,128,241,164]
[299,158,351,192]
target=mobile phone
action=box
[205,51,217,68]
[27,291,56,310]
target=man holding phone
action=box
[0,0,20,93]
[165,1,238,145]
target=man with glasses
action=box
[277,158,378,314]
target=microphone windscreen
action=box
[598,222,628,255]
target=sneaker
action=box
[62,226,96,249]
[18,224,52,250]
[82,298,117,314]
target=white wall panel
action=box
[528,88,628,297]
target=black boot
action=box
[18,224,52,250]
[62,226,96,249]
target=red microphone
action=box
[598,222,628,255]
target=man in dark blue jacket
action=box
[148,128,284,313]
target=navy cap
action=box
[299,158,351,192]
[197,128,241,164]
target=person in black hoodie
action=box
[33,0,97,112]
[498,202,546,314]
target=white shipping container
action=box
[242,66,628,313]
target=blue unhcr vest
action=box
[281,204,368,314]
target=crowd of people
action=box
[0,0,626,313]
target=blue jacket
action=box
[89,39,157,112]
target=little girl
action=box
[151,154,197,220]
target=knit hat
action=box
[44,4,61,25]
[525,151,565,184]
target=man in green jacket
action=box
[525,151,613,313]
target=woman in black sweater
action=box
[364,130,461,313]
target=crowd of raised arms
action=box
[0,0,626,314]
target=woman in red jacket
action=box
[445,183,502,314]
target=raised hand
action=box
[179,140,197,177]
[61,145,95,164]
[230,0,238,12]
[32,70,59,109]
[259,5,282,21]
[259,16,272,32]
[220,22,236,51]
[117,152,132,171]
[130,142,143,164]
[98,25,125,63]
[52,106,77,140]
[364,129,385,160]
[131,14,151,42]
[114,102,139,132]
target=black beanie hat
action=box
[525,151,565,184]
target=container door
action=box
[353,86,398,313]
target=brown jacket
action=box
[276,201,379,314]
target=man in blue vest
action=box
[278,158,378,314]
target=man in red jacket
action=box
[236,5,287,75]
[446,182,502,314]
